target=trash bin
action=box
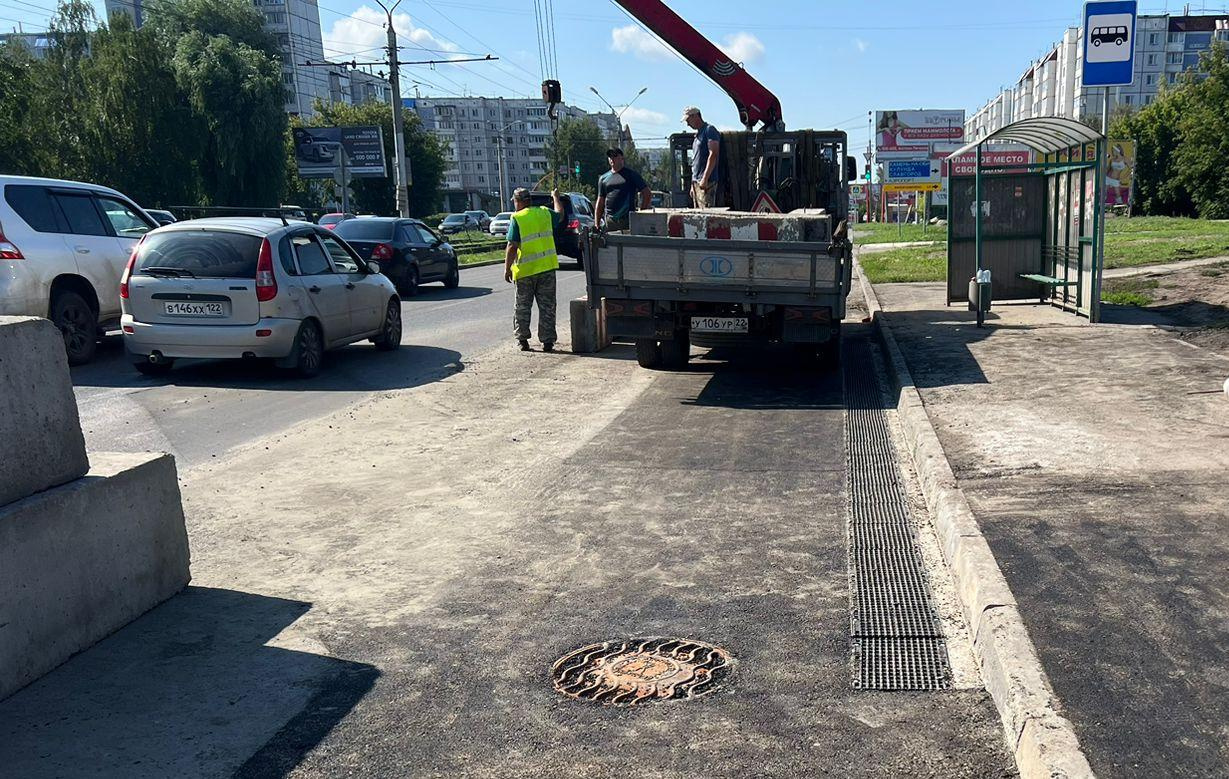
[968,269,992,326]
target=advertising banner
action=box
[292,126,387,179]
[875,110,965,159]
[1105,139,1135,207]
[942,146,1033,177]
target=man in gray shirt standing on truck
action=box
[683,105,720,208]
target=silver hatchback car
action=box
[121,218,402,377]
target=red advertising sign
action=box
[942,150,1032,177]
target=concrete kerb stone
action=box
[854,258,1095,779]
[0,317,90,506]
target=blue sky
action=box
[1,0,1206,146]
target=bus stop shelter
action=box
[946,117,1106,321]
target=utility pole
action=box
[376,0,412,217]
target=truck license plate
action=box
[691,316,748,334]
[164,301,224,317]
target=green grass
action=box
[858,244,948,283]
[459,248,505,266]
[1100,276,1159,306]
[1102,215,1229,269]
[852,222,947,245]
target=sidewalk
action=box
[872,282,1229,777]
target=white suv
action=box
[121,218,402,377]
[0,175,157,364]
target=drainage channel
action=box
[844,339,951,691]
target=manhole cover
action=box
[551,637,732,705]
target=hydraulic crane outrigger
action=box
[611,0,785,132]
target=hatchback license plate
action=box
[164,301,224,317]
[691,316,748,334]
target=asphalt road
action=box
[69,263,588,469]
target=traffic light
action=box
[573,162,581,177]
[864,169,872,182]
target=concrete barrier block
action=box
[569,296,610,354]
[0,316,89,507]
[0,451,190,701]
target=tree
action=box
[0,42,42,176]
[1173,42,1229,219]
[289,99,449,217]
[547,118,607,198]
[171,29,287,206]
[79,14,201,206]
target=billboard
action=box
[292,126,387,179]
[875,110,965,159]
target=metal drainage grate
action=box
[845,340,952,691]
[552,637,732,705]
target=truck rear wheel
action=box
[660,330,690,369]
[635,338,661,368]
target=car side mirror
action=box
[366,261,380,274]
[845,156,858,183]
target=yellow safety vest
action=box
[510,206,559,280]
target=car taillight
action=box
[323,223,337,230]
[255,238,277,301]
[567,218,580,230]
[119,236,144,299]
[372,243,394,260]
[0,223,24,260]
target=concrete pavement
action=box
[872,281,1229,777]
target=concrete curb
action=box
[854,259,1096,779]
[460,259,504,269]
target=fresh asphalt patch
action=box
[274,344,1014,777]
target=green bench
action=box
[1019,273,1077,287]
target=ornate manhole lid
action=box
[551,637,732,705]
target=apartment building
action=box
[967,13,1229,139]
[405,96,622,210]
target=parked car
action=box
[438,213,479,234]
[121,218,401,377]
[333,217,458,296]
[145,209,178,226]
[525,191,592,267]
[318,212,355,230]
[489,212,513,236]
[464,210,492,231]
[0,174,158,364]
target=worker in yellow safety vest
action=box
[504,187,564,351]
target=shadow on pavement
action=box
[73,335,464,393]
[0,586,378,779]
[403,284,492,302]
[679,344,844,410]
[1100,299,1229,328]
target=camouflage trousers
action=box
[514,269,557,344]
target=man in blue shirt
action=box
[683,106,721,208]
[594,148,650,232]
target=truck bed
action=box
[586,232,852,312]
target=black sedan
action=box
[334,217,459,296]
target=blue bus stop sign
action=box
[1083,0,1137,86]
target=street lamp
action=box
[373,0,411,217]
[589,85,647,147]
[495,119,526,208]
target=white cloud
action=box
[618,106,668,126]
[855,38,869,53]
[719,32,764,64]
[322,6,457,61]
[610,25,673,62]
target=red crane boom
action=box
[612,0,784,132]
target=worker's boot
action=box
[518,339,531,351]
[543,342,555,353]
